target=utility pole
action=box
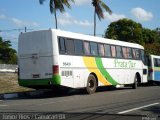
[25,27,27,32]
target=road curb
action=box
[0,89,51,100]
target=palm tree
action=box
[92,0,112,36]
[39,0,74,29]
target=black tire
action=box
[132,75,138,89]
[86,74,97,94]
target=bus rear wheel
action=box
[86,74,97,94]
[132,75,138,89]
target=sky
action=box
[0,0,159,51]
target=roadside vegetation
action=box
[0,73,32,94]
[0,37,17,64]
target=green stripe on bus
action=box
[52,75,61,85]
[95,57,118,85]
[18,75,61,86]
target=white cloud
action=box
[58,12,93,27]
[0,14,38,27]
[11,18,39,27]
[0,14,6,19]
[131,7,153,21]
[74,0,91,6]
[104,12,126,22]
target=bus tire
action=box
[86,74,97,94]
[132,75,138,89]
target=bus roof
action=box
[20,29,144,49]
[150,55,160,59]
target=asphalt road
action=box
[0,85,160,120]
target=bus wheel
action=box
[132,75,138,89]
[86,74,97,94]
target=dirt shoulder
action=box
[0,73,32,94]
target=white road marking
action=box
[118,103,159,114]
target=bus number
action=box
[63,62,71,66]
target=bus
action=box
[18,29,148,94]
[147,55,160,84]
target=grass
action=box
[0,73,33,94]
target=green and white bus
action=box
[147,55,160,84]
[18,29,148,94]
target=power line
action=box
[0,27,33,33]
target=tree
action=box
[104,18,160,55]
[0,37,17,64]
[39,0,74,29]
[105,18,144,44]
[142,28,160,44]
[92,0,112,36]
[144,43,160,56]
[154,27,160,41]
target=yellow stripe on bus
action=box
[83,57,111,85]
[154,67,160,71]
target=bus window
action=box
[135,49,140,59]
[154,59,158,67]
[65,39,75,55]
[75,40,84,55]
[116,46,122,58]
[122,47,127,58]
[104,44,111,57]
[158,59,160,67]
[154,58,160,67]
[59,37,66,54]
[141,50,146,65]
[84,41,91,55]
[90,42,98,56]
[132,49,136,59]
[111,45,116,57]
[98,44,105,56]
[127,48,132,58]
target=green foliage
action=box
[104,18,160,55]
[92,0,112,20]
[142,28,160,44]
[39,0,74,29]
[144,43,160,56]
[105,19,143,44]
[0,37,17,64]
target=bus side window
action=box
[127,48,133,58]
[104,44,111,57]
[132,49,136,59]
[116,46,122,58]
[158,59,160,67]
[75,40,84,55]
[141,50,146,65]
[90,42,98,56]
[65,39,75,55]
[84,41,91,55]
[98,44,105,57]
[111,46,116,58]
[122,47,127,58]
[59,37,66,54]
[154,59,158,67]
[135,49,140,59]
